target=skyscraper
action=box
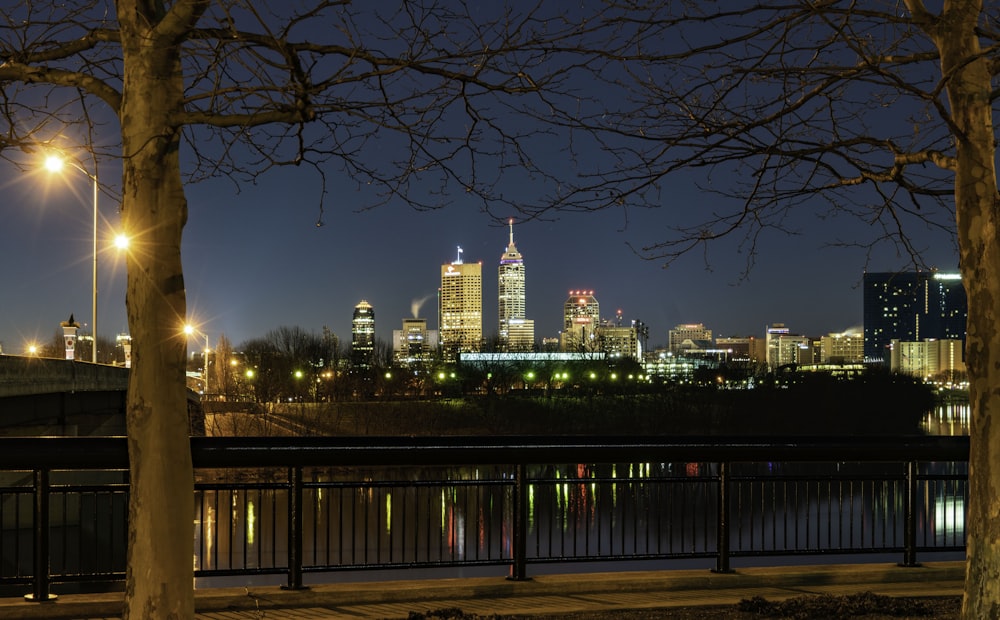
[863,271,967,363]
[498,220,534,351]
[439,247,482,358]
[350,300,375,370]
[561,290,599,351]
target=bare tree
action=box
[240,336,282,404]
[517,4,987,617]
[1,1,997,618]
[0,3,625,616]
[212,333,235,398]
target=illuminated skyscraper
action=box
[863,271,966,363]
[561,290,599,351]
[439,247,482,358]
[350,300,375,370]
[498,220,534,351]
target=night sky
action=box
[0,5,963,356]
[0,155,958,356]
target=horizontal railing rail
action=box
[0,435,969,601]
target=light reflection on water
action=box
[193,403,968,587]
[923,402,969,436]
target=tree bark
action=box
[933,4,1000,619]
[118,3,195,618]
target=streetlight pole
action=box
[45,155,99,364]
[90,168,97,364]
[184,324,211,394]
[203,334,210,393]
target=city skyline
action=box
[1,161,961,354]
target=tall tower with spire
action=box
[498,220,534,351]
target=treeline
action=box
[263,369,936,437]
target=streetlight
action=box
[183,324,211,393]
[44,153,99,364]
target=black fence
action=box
[0,435,970,601]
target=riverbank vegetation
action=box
[207,369,935,437]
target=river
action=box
[191,403,969,587]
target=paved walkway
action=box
[0,561,965,619]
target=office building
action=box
[715,336,764,362]
[863,271,966,363]
[668,323,713,353]
[350,300,375,370]
[890,338,966,382]
[597,323,642,359]
[393,318,437,366]
[765,323,812,367]
[503,318,535,352]
[819,329,865,363]
[439,247,482,358]
[561,290,600,351]
[498,220,534,350]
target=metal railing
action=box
[0,435,969,600]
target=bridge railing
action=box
[0,435,970,600]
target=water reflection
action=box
[191,408,969,580]
[923,402,969,436]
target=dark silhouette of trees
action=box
[238,326,338,403]
[1,1,997,617]
[533,6,989,616]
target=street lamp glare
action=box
[44,155,64,173]
[114,234,129,250]
[43,150,99,364]
[44,155,65,173]
[183,323,212,393]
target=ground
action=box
[408,594,962,619]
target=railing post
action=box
[282,466,307,590]
[25,468,57,602]
[900,460,921,567]
[713,461,733,574]
[508,463,529,581]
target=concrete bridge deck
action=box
[0,355,202,436]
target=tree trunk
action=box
[118,5,195,619]
[934,5,1000,619]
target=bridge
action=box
[0,355,202,436]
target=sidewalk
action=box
[0,561,965,619]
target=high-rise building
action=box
[715,336,764,362]
[819,329,864,363]
[597,323,642,359]
[765,323,812,367]
[439,247,482,358]
[393,318,437,366]
[890,338,966,381]
[561,290,600,351]
[350,300,375,370]
[863,271,967,363]
[498,220,534,351]
[668,323,713,353]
